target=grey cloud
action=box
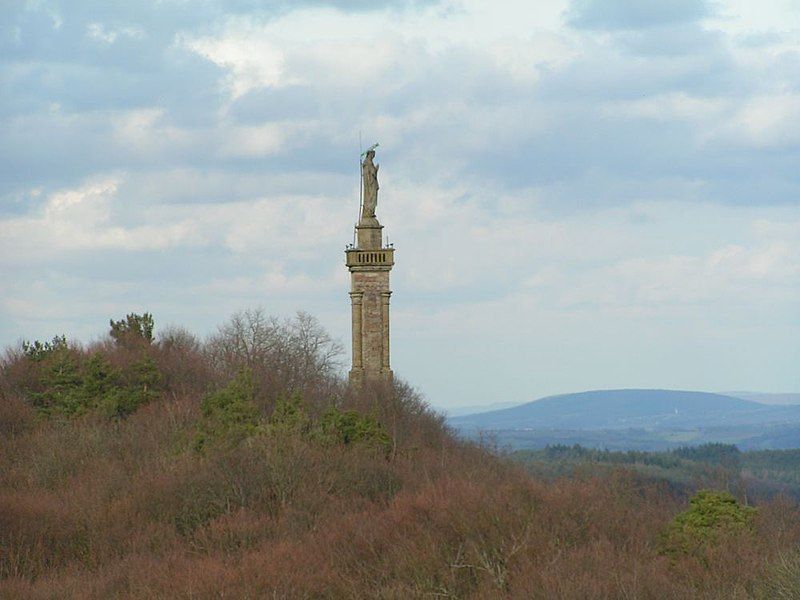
[229,86,323,122]
[0,56,224,119]
[536,34,742,100]
[0,0,440,117]
[457,103,800,209]
[2,0,439,49]
[114,169,355,207]
[567,0,712,31]
[614,23,724,57]
[0,7,226,120]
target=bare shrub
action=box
[155,325,215,400]
[0,392,35,437]
[204,308,343,410]
[756,552,800,599]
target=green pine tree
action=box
[194,369,261,451]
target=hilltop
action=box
[727,391,800,406]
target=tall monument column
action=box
[346,146,394,384]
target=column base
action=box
[348,368,364,385]
[349,368,393,385]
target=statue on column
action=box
[361,147,379,220]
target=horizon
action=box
[2,0,799,408]
[435,388,800,415]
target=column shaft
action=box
[350,292,363,368]
[381,291,391,369]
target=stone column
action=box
[381,291,391,370]
[350,291,363,370]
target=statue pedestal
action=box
[347,215,393,386]
[356,217,383,250]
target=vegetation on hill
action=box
[513,443,800,500]
[2,311,800,598]
[660,490,757,560]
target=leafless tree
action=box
[205,308,344,409]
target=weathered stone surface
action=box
[355,221,382,250]
[348,147,393,384]
[348,261,393,383]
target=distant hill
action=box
[725,391,800,406]
[449,389,800,432]
[437,401,522,417]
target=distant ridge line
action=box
[448,388,799,432]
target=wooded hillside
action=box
[2,312,799,598]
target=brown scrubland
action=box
[1,310,799,599]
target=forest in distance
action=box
[2,309,800,598]
[512,443,800,501]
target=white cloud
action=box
[179,3,578,103]
[199,264,340,297]
[392,193,800,335]
[0,178,201,260]
[179,29,289,98]
[707,0,800,38]
[724,94,800,148]
[112,108,194,154]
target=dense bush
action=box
[661,490,757,559]
[194,369,261,451]
[194,370,393,457]
[268,392,311,435]
[12,340,161,418]
[317,407,392,456]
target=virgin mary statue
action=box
[361,149,379,220]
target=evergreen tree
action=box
[109,313,155,347]
[269,392,311,435]
[194,369,261,451]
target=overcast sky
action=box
[1,0,798,408]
